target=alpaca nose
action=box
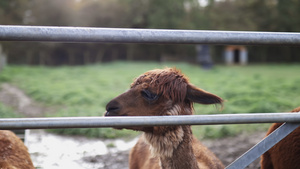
[105,100,121,116]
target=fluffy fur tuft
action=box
[131,68,188,103]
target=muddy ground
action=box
[82,131,265,169]
[26,130,264,169]
[0,83,265,169]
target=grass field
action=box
[0,103,22,118]
[0,62,299,139]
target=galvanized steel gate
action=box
[1,25,300,169]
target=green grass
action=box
[1,62,299,139]
[0,102,22,118]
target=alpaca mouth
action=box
[105,111,127,117]
[105,111,119,116]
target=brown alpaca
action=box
[105,68,224,169]
[0,130,34,169]
[260,107,300,169]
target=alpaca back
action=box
[260,107,300,169]
[0,130,34,169]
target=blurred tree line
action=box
[1,0,300,65]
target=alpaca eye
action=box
[141,90,159,101]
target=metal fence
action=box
[0,113,299,130]
[1,25,300,45]
[1,25,300,169]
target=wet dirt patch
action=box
[26,130,265,169]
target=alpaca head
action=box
[105,68,223,132]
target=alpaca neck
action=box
[143,126,199,169]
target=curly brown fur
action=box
[0,130,34,169]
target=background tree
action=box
[1,0,300,65]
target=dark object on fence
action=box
[1,25,300,45]
[196,45,213,69]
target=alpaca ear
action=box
[186,84,223,105]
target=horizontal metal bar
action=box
[0,113,299,130]
[1,25,300,45]
[226,122,300,169]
